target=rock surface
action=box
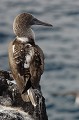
[0,70,48,120]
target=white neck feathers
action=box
[17,37,29,42]
[16,28,35,43]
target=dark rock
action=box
[0,105,34,120]
[0,70,48,120]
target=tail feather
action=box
[27,88,37,107]
[22,71,31,94]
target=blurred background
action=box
[0,0,79,119]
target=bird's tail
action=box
[27,88,37,107]
[22,68,31,94]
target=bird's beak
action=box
[30,17,53,27]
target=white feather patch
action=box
[12,45,15,53]
[25,55,31,63]
[24,46,34,68]
[17,37,29,42]
[27,88,37,107]
[24,63,29,68]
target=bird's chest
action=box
[13,42,34,65]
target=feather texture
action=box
[8,38,44,96]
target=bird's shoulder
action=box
[34,44,44,59]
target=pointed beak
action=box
[30,17,53,27]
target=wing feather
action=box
[8,39,44,93]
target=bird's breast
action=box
[13,41,34,68]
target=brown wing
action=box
[8,40,30,93]
[8,40,44,94]
[30,45,44,88]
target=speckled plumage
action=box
[8,13,52,106]
[8,37,44,104]
[13,13,36,38]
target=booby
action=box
[8,13,52,106]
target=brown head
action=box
[13,13,53,38]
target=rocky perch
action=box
[0,70,48,120]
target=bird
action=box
[8,13,52,106]
[51,91,79,106]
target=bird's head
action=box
[13,13,53,37]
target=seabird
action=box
[8,13,52,106]
[52,91,79,106]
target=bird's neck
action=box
[17,36,30,42]
[16,28,35,44]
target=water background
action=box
[0,0,79,119]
